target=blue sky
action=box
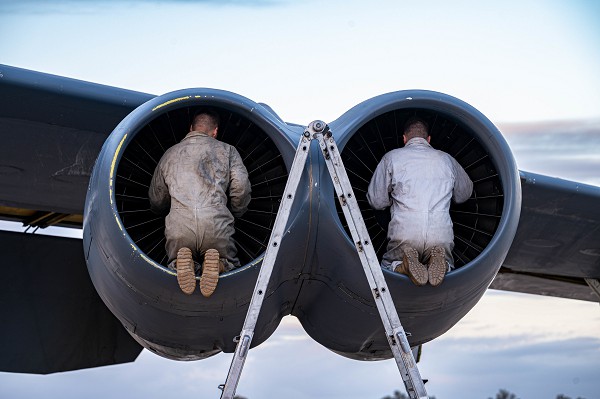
[1,0,599,124]
[1,1,599,398]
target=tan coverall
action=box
[367,137,473,270]
[149,131,251,271]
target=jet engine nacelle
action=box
[84,89,302,359]
[294,91,521,359]
[84,89,521,361]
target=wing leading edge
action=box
[0,64,153,223]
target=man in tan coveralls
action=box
[149,110,251,297]
[367,117,472,286]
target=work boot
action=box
[428,246,447,287]
[200,249,222,298]
[176,247,196,295]
[394,247,428,286]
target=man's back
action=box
[371,137,472,216]
[149,131,251,218]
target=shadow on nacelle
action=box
[83,89,520,361]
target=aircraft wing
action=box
[0,230,143,374]
[1,65,599,374]
[0,64,152,373]
[0,64,153,220]
[491,171,600,302]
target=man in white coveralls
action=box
[367,117,473,286]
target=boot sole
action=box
[200,249,220,298]
[403,248,428,286]
[428,246,447,287]
[176,247,196,295]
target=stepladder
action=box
[219,121,429,399]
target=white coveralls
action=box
[149,131,251,271]
[367,137,473,271]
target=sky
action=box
[1,1,600,398]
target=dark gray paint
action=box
[84,88,522,361]
[0,65,598,373]
[492,171,600,300]
[0,64,152,214]
[0,230,141,374]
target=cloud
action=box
[1,309,599,399]
[0,0,290,15]
[422,335,600,399]
[502,122,600,185]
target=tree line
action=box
[381,389,587,399]
[234,388,587,398]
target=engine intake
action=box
[84,89,297,360]
[291,90,521,359]
[114,102,290,266]
[336,105,504,267]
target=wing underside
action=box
[0,230,142,374]
[0,65,150,373]
[493,171,600,302]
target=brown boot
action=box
[428,246,447,287]
[395,247,428,286]
[176,247,196,295]
[200,249,222,298]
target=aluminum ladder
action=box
[219,121,429,399]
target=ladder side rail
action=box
[315,131,428,399]
[220,134,312,399]
[315,133,418,394]
[318,133,412,344]
[316,131,406,329]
